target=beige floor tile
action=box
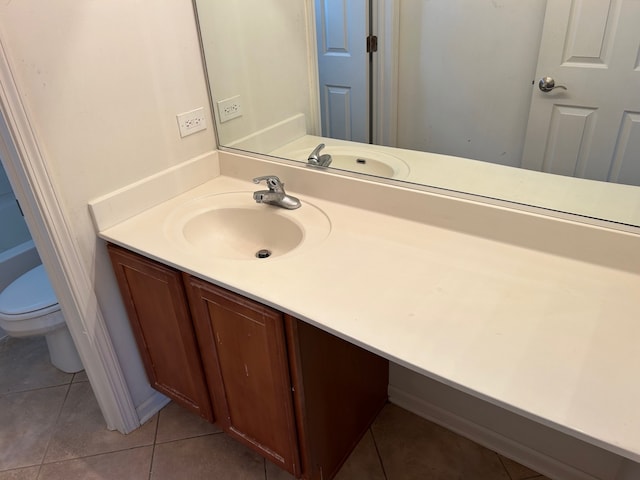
[499,455,549,480]
[43,382,157,463]
[334,429,386,480]
[155,401,221,444]
[0,466,40,480]
[0,386,68,470]
[38,446,152,480]
[150,434,265,480]
[264,429,386,480]
[372,404,511,480]
[265,458,295,480]
[0,337,72,394]
[71,370,89,383]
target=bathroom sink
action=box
[165,192,331,260]
[284,146,410,179]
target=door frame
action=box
[372,0,399,147]
[0,37,139,433]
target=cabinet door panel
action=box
[185,275,300,476]
[107,245,213,421]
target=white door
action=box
[521,0,640,186]
[315,0,369,143]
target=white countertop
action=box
[92,153,640,463]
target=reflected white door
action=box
[521,0,640,186]
[315,0,369,143]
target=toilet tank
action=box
[0,240,41,291]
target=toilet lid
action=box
[0,265,58,315]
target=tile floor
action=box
[1,336,550,479]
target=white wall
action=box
[0,1,216,407]
[196,0,316,146]
[396,0,547,167]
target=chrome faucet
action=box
[252,175,301,210]
[307,143,332,168]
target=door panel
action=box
[107,245,213,422]
[184,275,300,476]
[543,105,597,177]
[325,86,353,139]
[315,0,369,142]
[609,112,640,184]
[522,0,640,186]
[563,0,614,64]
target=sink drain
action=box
[255,249,272,259]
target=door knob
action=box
[538,76,567,93]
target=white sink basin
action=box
[283,146,410,179]
[164,192,331,260]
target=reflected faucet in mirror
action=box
[307,143,332,168]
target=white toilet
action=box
[0,264,83,373]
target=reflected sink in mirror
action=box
[276,146,410,180]
[164,192,331,260]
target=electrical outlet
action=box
[177,107,207,138]
[217,95,243,123]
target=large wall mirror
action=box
[194,0,640,229]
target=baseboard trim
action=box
[388,385,598,480]
[136,390,170,425]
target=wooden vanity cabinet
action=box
[107,244,213,422]
[184,276,301,475]
[108,244,388,479]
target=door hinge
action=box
[366,34,378,53]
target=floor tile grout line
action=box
[32,383,156,469]
[153,430,225,446]
[35,445,153,468]
[37,380,75,469]
[152,430,225,448]
[368,426,389,480]
[36,384,156,469]
[148,410,161,480]
[0,378,75,398]
[70,371,90,385]
[0,464,42,477]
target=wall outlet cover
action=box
[177,108,207,137]
[217,95,242,123]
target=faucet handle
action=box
[309,143,325,156]
[252,175,284,192]
[307,143,326,165]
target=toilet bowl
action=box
[0,264,83,373]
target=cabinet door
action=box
[107,244,213,422]
[184,275,300,476]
